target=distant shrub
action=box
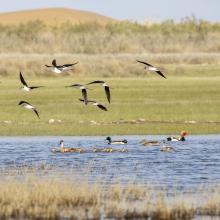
[0,17,220,53]
[0,20,45,41]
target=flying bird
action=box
[136,60,166,79]
[18,101,40,118]
[20,72,43,92]
[79,99,107,111]
[66,84,88,105]
[87,80,111,103]
[45,59,78,74]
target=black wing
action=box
[97,104,108,111]
[20,72,28,87]
[30,86,44,90]
[33,108,40,118]
[52,59,57,66]
[82,89,88,105]
[105,86,111,103]
[87,80,104,85]
[45,65,52,67]
[155,70,166,79]
[18,100,31,106]
[79,98,95,104]
[136,60,154,67]
[66,84,82,88]
[63,62,78,68]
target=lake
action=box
[0,135,220,190]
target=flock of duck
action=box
[17,58,187,153]
[52,131,188,153]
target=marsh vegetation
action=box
[0,176,220,219]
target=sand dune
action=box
[0,8,115,25]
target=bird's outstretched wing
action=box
[97,104,108,111]
[20,72,28,87]
[66,84,82,88]
[136,60,154,67]
[105,86,111,103]
[33,109,40,118]
[18,100,31,106]
[63,62,78,68]
[30,86,44,90]
[155,70,166,79]
[82,89,88,105]
[87,80,104,85]
[52,59,57,66]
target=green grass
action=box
[0,74,220,135]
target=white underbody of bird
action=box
[136,60,166,79]
[18,101,40,118]
[45,59,78,74]
[106,136,128,144]
[20,72,43,92]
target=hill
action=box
[0,8,115,25]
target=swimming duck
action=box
[93,147,128,153]
[160,146,175,152]
[106,137,128,145]
[167,131,188,142]
[92,147,114,153]
[160,141,175,152]
[136,60,166,79]
[139,139,160,146]
[119,148,128,152]
[52,140,84,153]
[93,148,103,153]
[103,147,114,153]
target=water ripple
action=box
[0,135,220,189]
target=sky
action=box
[1,0,219,22]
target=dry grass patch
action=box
[0,18,220,54]
[1,177,220,219]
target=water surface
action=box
[0,135,219,190]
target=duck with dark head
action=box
[105,136,128,145]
